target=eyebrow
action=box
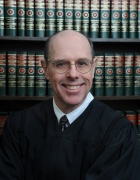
[52,58,91,62]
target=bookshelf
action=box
[0,37,139,112]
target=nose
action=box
[66,63,79,79]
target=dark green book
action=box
[25,0,34,37]
[56,0,64,32]
[73,0,82,32]
[89,0,100,38]
[124,53,134,96]
[47,80,53,96]
[17,51,27,96]
[138,0,140,38]
[129,0,138,38]
[121,0,129,38]
[100,0,111,38]
[7,51,17,96]
[94,52,105,96]
[27,51,35,96]
[134,53,140,95]
[4,0,17,36]
[35,0,45,37]
[64,0,74,30]
[45,0,56,36]
[0,51,6,96]
[81,0,90,36]
[104,53,115,96]
[0,0,4,36]
[35,52,46,96]
[114,52,125,96]
[17,0,25,36]
[111,0,122,38]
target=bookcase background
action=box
[0,37,139,112]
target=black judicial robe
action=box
[0,98,140,180]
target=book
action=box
[25,0,34,37]
[0,51,6,96]
[114,52,125,96]
[17,0,25,36]
[56,0,64,32]
[138,0,140,38]
[17,51,27,96]
[47,80,53,96]
[89,0,100,38]
[27,51,35,96]
[125,110,137,126]
[129,0,138,38]
[0,111,8,136]
[124,53,134,96]
[35,0,45,37]
[64,0,74,30]
[73,0,82,32]
[100,0,111,38]
[45,0,56,36]
[111,0,122,38]
[121,0,129,38]
[4,0,17,36]
[35,52,46,96]
[134,53,140,95]
[94,52,105,96]
[81,0,90,36]
[7,51,17,96]
[104,53,115,96]
[0,0,4,36]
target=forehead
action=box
[50,33,92,59]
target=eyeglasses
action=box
[47,59,93,74]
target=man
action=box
[0,30,140,179]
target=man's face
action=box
[43,32,96,113]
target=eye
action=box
[55,61,69,68]
[77,60,89,66]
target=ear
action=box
[41,59,50,80]
[91,57,97,78]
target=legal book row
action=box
[0,51,140,97]
[1,0,140,38]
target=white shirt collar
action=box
[53,92,94,124]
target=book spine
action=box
[89,0,100,38]
[47,80,53,96]
[25,0,34,37]
[0,51,6,96]
[129,0,138,38]
[0,0,4,36]
[111,0,122,38]
[114,52,125,96]
[35,0,45,37]
[64,0,74,30]
[104,53,115,96]
[137,110,140,135]
[27,51,35,96]
[124,53,134,96]
[17,0,25,36]
[121,0,129,38]
[4,0,17,36]
[100,0,111,38]
[45,0,56,36]
[94,52,105,96]
[0,112,8,136]
[7,51,17,96]
[138,0,140,38]
[125,110,137,126]
[17,51,27,96]
[81,0,90,36]
[35,52,46,96]
[73,0,82,32]
[134,53,140,95]
[56,0,64,32]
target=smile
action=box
[65,85,81,90]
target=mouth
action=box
[63,84,82,90]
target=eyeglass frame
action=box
[46,58,94,74]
